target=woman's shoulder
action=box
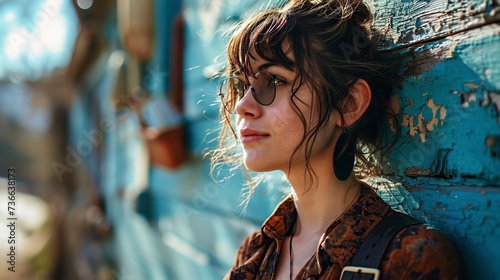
[381,222,463,280]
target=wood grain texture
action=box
[385,23,500,186]
[372,2,500,279]
[377,185,500,280]
[367,0,500,49]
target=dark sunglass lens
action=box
[253,72,275,105]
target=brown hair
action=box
[210,0,399,198]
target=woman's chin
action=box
[243,161,272,173]
[243,165,267,172]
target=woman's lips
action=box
[239,128,270,144]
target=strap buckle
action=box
[340,266,380,280]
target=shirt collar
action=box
[317,184,391,273]
[259,183,391,275]
[261,195,297,241]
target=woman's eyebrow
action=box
[257,62,295,76]
[256,62,279,71]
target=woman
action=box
[211,0,462,279]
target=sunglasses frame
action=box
[219,70,278,112]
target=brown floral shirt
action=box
[225,184,462,280]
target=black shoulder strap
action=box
[340,212,422,280]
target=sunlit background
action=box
[0,0,78,80]
[0,0,288,279]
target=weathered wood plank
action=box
[385,23,500,185]
[366,0,500,49]
[378,185,500,279]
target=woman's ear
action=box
[336,79,372,127]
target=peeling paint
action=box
[490,93,500,125]
[463,82,480,90]
[371,0,499,49]
[459,82,481,107]
[450,83,500,124]
[404,166,432,177]
[401,97,447,142]
[417,112,426,142]
[450,82,479,108]
[403,43,457,77]
[425,98,447,131]
[369,6,500,277]
[460,92,477,108]
[486,135,500,158]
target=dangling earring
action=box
[333,129,355,181]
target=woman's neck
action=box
[286,160,361,236]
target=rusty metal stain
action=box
[403,146,452,178]
[404,166,432,177]
[486,135,500,158]
[486,136,496,147]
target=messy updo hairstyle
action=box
[210,0,399,196]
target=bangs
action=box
[227,9,297,76]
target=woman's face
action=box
[235,56,337,173]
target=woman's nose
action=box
[235,87,261,119]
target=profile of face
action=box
[214,0,395,184]
[234,54,338,173]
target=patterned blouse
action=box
[224,184,462,280]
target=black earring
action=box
[333,129,355,181]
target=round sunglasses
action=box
[219,71,279,112]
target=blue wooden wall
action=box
[142,1,288,278]
[368,0,500,278]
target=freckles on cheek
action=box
[274,107,303,134]
[273,118,288,133]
